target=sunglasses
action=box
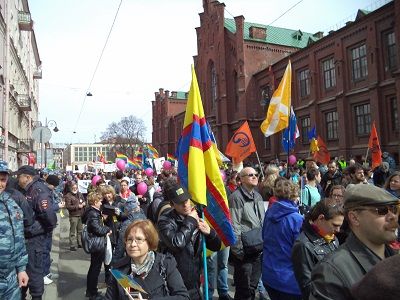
[243,173,258,178]
[355,204,399,216]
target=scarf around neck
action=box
[131,251,155,278]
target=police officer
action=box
[0,161,29,298]
[17,165,57,300]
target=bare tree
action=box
[100,115,146,157]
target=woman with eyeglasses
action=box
[82,192,112,300]
[329,185,345,205]
[105,220,189,300]
[291,199,344,299]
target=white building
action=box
[64,143,113,171]
[0,0,41,170]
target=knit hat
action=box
[46,175,60,187]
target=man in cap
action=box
[0,161,29,298]
[158,183,221,300]
[310,184,399,300]
[17,165,57,300]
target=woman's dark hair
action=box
[306,168,320,181]
[306,198,344,222]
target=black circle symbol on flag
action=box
[232,132,250,148]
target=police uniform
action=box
[17,166,57,300]
[0,162,28,299]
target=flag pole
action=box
[286,105,291,179]
[199,205,209,300]
[364,147,369,165]
[255,151,265,180]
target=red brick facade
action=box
[152,0,400,165]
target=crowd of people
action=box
[0,152,399,300]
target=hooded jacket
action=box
[262,199,303,295]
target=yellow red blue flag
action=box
[176,66,236,246]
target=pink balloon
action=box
[163,160,172,170]
[91,175,101,186]
[288,155,297,165]
[144,167,154,177]
[220,169,227,181]
[116,160,126,171]
[137,182,148,196]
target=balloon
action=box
[137,182,148,196]
[163,160,172,170]
[144,168,154,177]
[220,169,226,181]
[91,175,101,186]
[288,155,297,165]
[116,159,126,171]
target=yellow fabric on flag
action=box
[260,61,292,137]
[310,138,319,154]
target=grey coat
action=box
[229,185,265,260]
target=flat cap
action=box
[344,184,399,210]
[16,165,37,176]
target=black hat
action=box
[344,184,399,210]
[46,175,60,187]
[164,184,191,204]
[16,165,37,176]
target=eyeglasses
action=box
[126,237,147,245]
[243,173,258,178]
[354,204,399,216]
[331,194,344,199]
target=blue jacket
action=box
[262,199,303,295]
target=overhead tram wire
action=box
[71,0,123,140]
[223,0,304,26]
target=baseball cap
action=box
[344,184,399,210]
[0,161,10,174]
[16,165,37,176]
[164,184,191,204]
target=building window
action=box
[322,58,336,89]
[351,44,368,81]
[390,97,399,131]
[264,137,271,150]
[325,111,338,140]
[298,69,310,97]
[386,31,397,70]
[210,63,218,110]
[300,116,311,144]
[354,103,371,136]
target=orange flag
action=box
[225,121,256,163]
[313,136,330,165]
[368,121,382,169]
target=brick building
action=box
[152,0,399,165]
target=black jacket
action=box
[105,253,189,300]
[320,170,342,196]
[291,221,339,299]
[310,232,396,300]
[82,206,110,237]
[158,209,221,291]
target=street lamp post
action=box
[32,119,59,168]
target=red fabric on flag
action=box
[313,136,330,165]
[368,121,382,170]
[225,121,256,163]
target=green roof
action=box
[170,91,187,100]
[224,18,320,48]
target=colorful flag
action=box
[116,152,128,161]
[308,126,319,154]
[110,269,147,294]
[307,125,317,140]
[176,66,236,246]
[260,60,292,137]
[282,106,299,153]
[225,121,256,163]
[145,144,159,158]
[167,153,177,163]
[368,121,382,169]
[313,136,330,165]
[97,152,106,163]
[127,158,140,169]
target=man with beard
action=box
[320,160,342,196]
[310,184,399,300]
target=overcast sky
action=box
[29,0,379,145]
